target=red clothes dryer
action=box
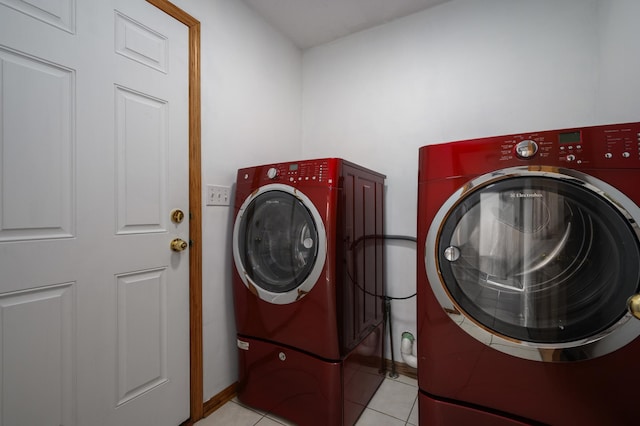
[417,123,640,425]
[232,158,385,426]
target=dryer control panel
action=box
[279,159,332,183]
[263,159,333,183]
[238,158,340,187]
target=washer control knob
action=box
[622,151,631,158]
[514,140,538,159]
[566,154,576,162]
[605,152,613,159]
[266,167,278,179]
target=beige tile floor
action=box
[195,373,418,426]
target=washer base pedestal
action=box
[237,324,384,426]
[419,391,531,426]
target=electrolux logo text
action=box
[509,192,543,198]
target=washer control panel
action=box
[514,140,539,159]
[497,122,640,168]
[421,122,640,179]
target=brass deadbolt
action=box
[170,238,188,252]
[171,209,185,224]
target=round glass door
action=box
[425,167,640,361]
[233,184,326,304]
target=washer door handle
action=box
[627,294,640,320]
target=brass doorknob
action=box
[170,238,188,252]
[627,294,640,320]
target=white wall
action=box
[301,0,640,363]
[170,0,302,400]
[595,0,640,122]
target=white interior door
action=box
[0,1,190,425]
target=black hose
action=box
[385,297,399,378]
[346,234,417,377]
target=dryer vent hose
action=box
[400,332,418,369]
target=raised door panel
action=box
[0,284,75,425]
[116,268,168,405]
[0,48,74,242]
[0,0,75,32]
[115,86,168,234]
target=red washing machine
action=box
[417,123,640,425]
[232,158,386,426]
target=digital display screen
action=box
[289,164,298,171]
[559,131,581,144]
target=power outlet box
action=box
[206,185,231,206]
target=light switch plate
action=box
[206,185,230,206]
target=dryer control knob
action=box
[515,140,538,159]
[267,167,278,179]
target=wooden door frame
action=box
[145,0,203,422]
